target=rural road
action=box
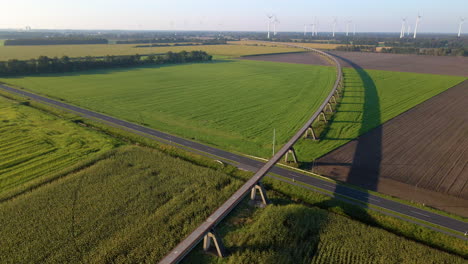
[1,84,467,240]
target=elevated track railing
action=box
[159,43,343,264]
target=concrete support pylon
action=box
[284,147,298,163]
[319,111,327,123]
[203,229,227,257]
[326,102,333,113]
[250,182,269,205]
[304,126,317,140]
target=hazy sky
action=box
[1,0,467,33]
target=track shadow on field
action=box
[312,54,383,222]
[2,60,235,79]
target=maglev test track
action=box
[0,46,466,264]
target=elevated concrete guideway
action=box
[159,46,345,263]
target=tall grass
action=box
[0,146,246,263]
[185,202,465,264]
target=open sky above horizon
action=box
[1,0,467,33]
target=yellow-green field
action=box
[0,95,117,200]
[230,40,340,50]
[0,43,302,60]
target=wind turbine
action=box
[332,18,337,37]
[353,23,356,36]
[266,14,274,39]
[400,18,407,38]
[407,24,411,36]
[346,20,352,36]
[304,24,307,36]
[310,22,316,36]
[413,14,422,39]
[458,17,466,37]
[314,17,319,36]
[273,16,280,36]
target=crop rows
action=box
[0,146,245,263]
[0,60,336,157]
[0,96,116,200]
[190,204,465,263]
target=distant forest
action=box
[116,38,227,45]
[4,38,108,46]
[0,51,212,76]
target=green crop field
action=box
[0,43,302,60]
[1,60,464,159]
[295,68,466,161]
[0,60,336,157]
[0,145,244,263]
[0,95,116,200]
[186,204,465,264]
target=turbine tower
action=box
[407,24,411,36]
[346,20,352,36]
[314,17,319,36]
[353,23,356,36]
[400,18,407,38]
[458,17,465,37]
[266,14,274,39]
[304,24,307,36]
[413,14,422,39]
[332,18,337,37]
[273,16,280,36]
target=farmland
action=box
[0,60,336,157]
[0,43,302,61]
[1,60,464,159]
[294,67,465,161]
[0,145,245,263]
[0,95,116,201]
[186,203,466,264]
[229,40,341,50]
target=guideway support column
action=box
[250,182,269,205]
[304,126,317,140]
[203,229,226,257]
[284,147,298,163]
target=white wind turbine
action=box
[407,24,411,36]
[458,17,466,37]
[266,14,274,39]
[332,17,337,37]
[413,14,422,39]
[304,24,307,36]
[346,20,352,36]
[273,16,280,36]
[400,18,407,38]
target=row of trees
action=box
[116,38,228,44]
[4,38,108,46]
[0,51,212,76]
[135,39,227,48]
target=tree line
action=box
[0,51,212,76]
[4,38,108,46]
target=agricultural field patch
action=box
[0,146,244,263]
[294,67,465,161]
[186,204,464,264]
[314,80,468,216]
[0,95,116,200]
[0,60,336,157]
[0,43,302,60]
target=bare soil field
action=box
[314,80,468,217]
[242,51,468,76]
